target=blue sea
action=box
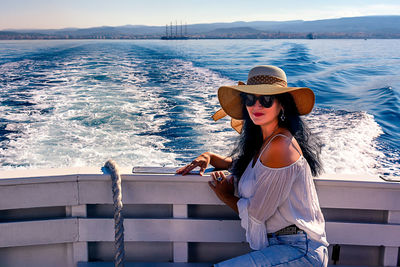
[0,39,399,177]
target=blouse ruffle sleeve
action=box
[238,197,268,249]
[237,164,300,250]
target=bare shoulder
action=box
[260,133,303,168]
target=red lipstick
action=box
[253,112,264,117]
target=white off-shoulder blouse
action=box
[236,134,328,250]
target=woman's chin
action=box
[251,118,267,125]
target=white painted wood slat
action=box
[326,221,400,246]
[78,218,246,243]
[77,219,400,247]
[317,185,400,211]
[78,180,221,205]
[4,219,399,248]
[0,218,78,247]
[383,210,400,266]
[0,181,79,210]
[173,204,188,262]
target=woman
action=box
[176,65,328,266]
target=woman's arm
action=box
[209,171,239,214]
[176,152,232,176]
[220,194,239,214]
[208,152,232,170]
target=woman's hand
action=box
[208,171,235,203]
[176,152,211,176]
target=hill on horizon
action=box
[2,15,400,39]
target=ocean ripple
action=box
[0,39,399,177]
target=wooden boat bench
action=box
[0,168,399,267]
[77,263,372,267]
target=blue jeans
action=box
[215,233,328,267]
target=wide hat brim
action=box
[218,84,315,120]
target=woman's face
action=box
[245,95,282,126]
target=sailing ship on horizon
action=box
[161,21,189,40]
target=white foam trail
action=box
[0,46,389,177]
[306,109,384,175]
[0,52,236,169]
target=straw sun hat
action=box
[212,65,315,133]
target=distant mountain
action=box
[1,16,400,39]
[258,16,400,34]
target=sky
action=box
[1,0,400,30]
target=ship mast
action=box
[162,20,189,40]
[185,22,187,36]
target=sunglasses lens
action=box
[260,95,274,108]
[241,93,274,107]
[241,93,256,106]
[246,95,257,106]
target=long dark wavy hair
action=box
[230,92,323,178]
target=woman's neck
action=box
[260,121,280,141]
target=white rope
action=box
[104,159,125,267]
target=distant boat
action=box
[161,35,189,40]
[162,21,190,40]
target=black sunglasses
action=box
[240,93,275,108]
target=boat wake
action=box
[0,40,398,177]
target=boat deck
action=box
[77,263,359,267]
[78,263,210,267]
[1,167,399,267]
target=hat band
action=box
[247,75,287,87]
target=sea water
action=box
[0,39,399,177]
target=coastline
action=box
[2,15,400,40]
[1,36,400,40]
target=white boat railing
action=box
[0,167,399,267]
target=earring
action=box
[280,110,285,121]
